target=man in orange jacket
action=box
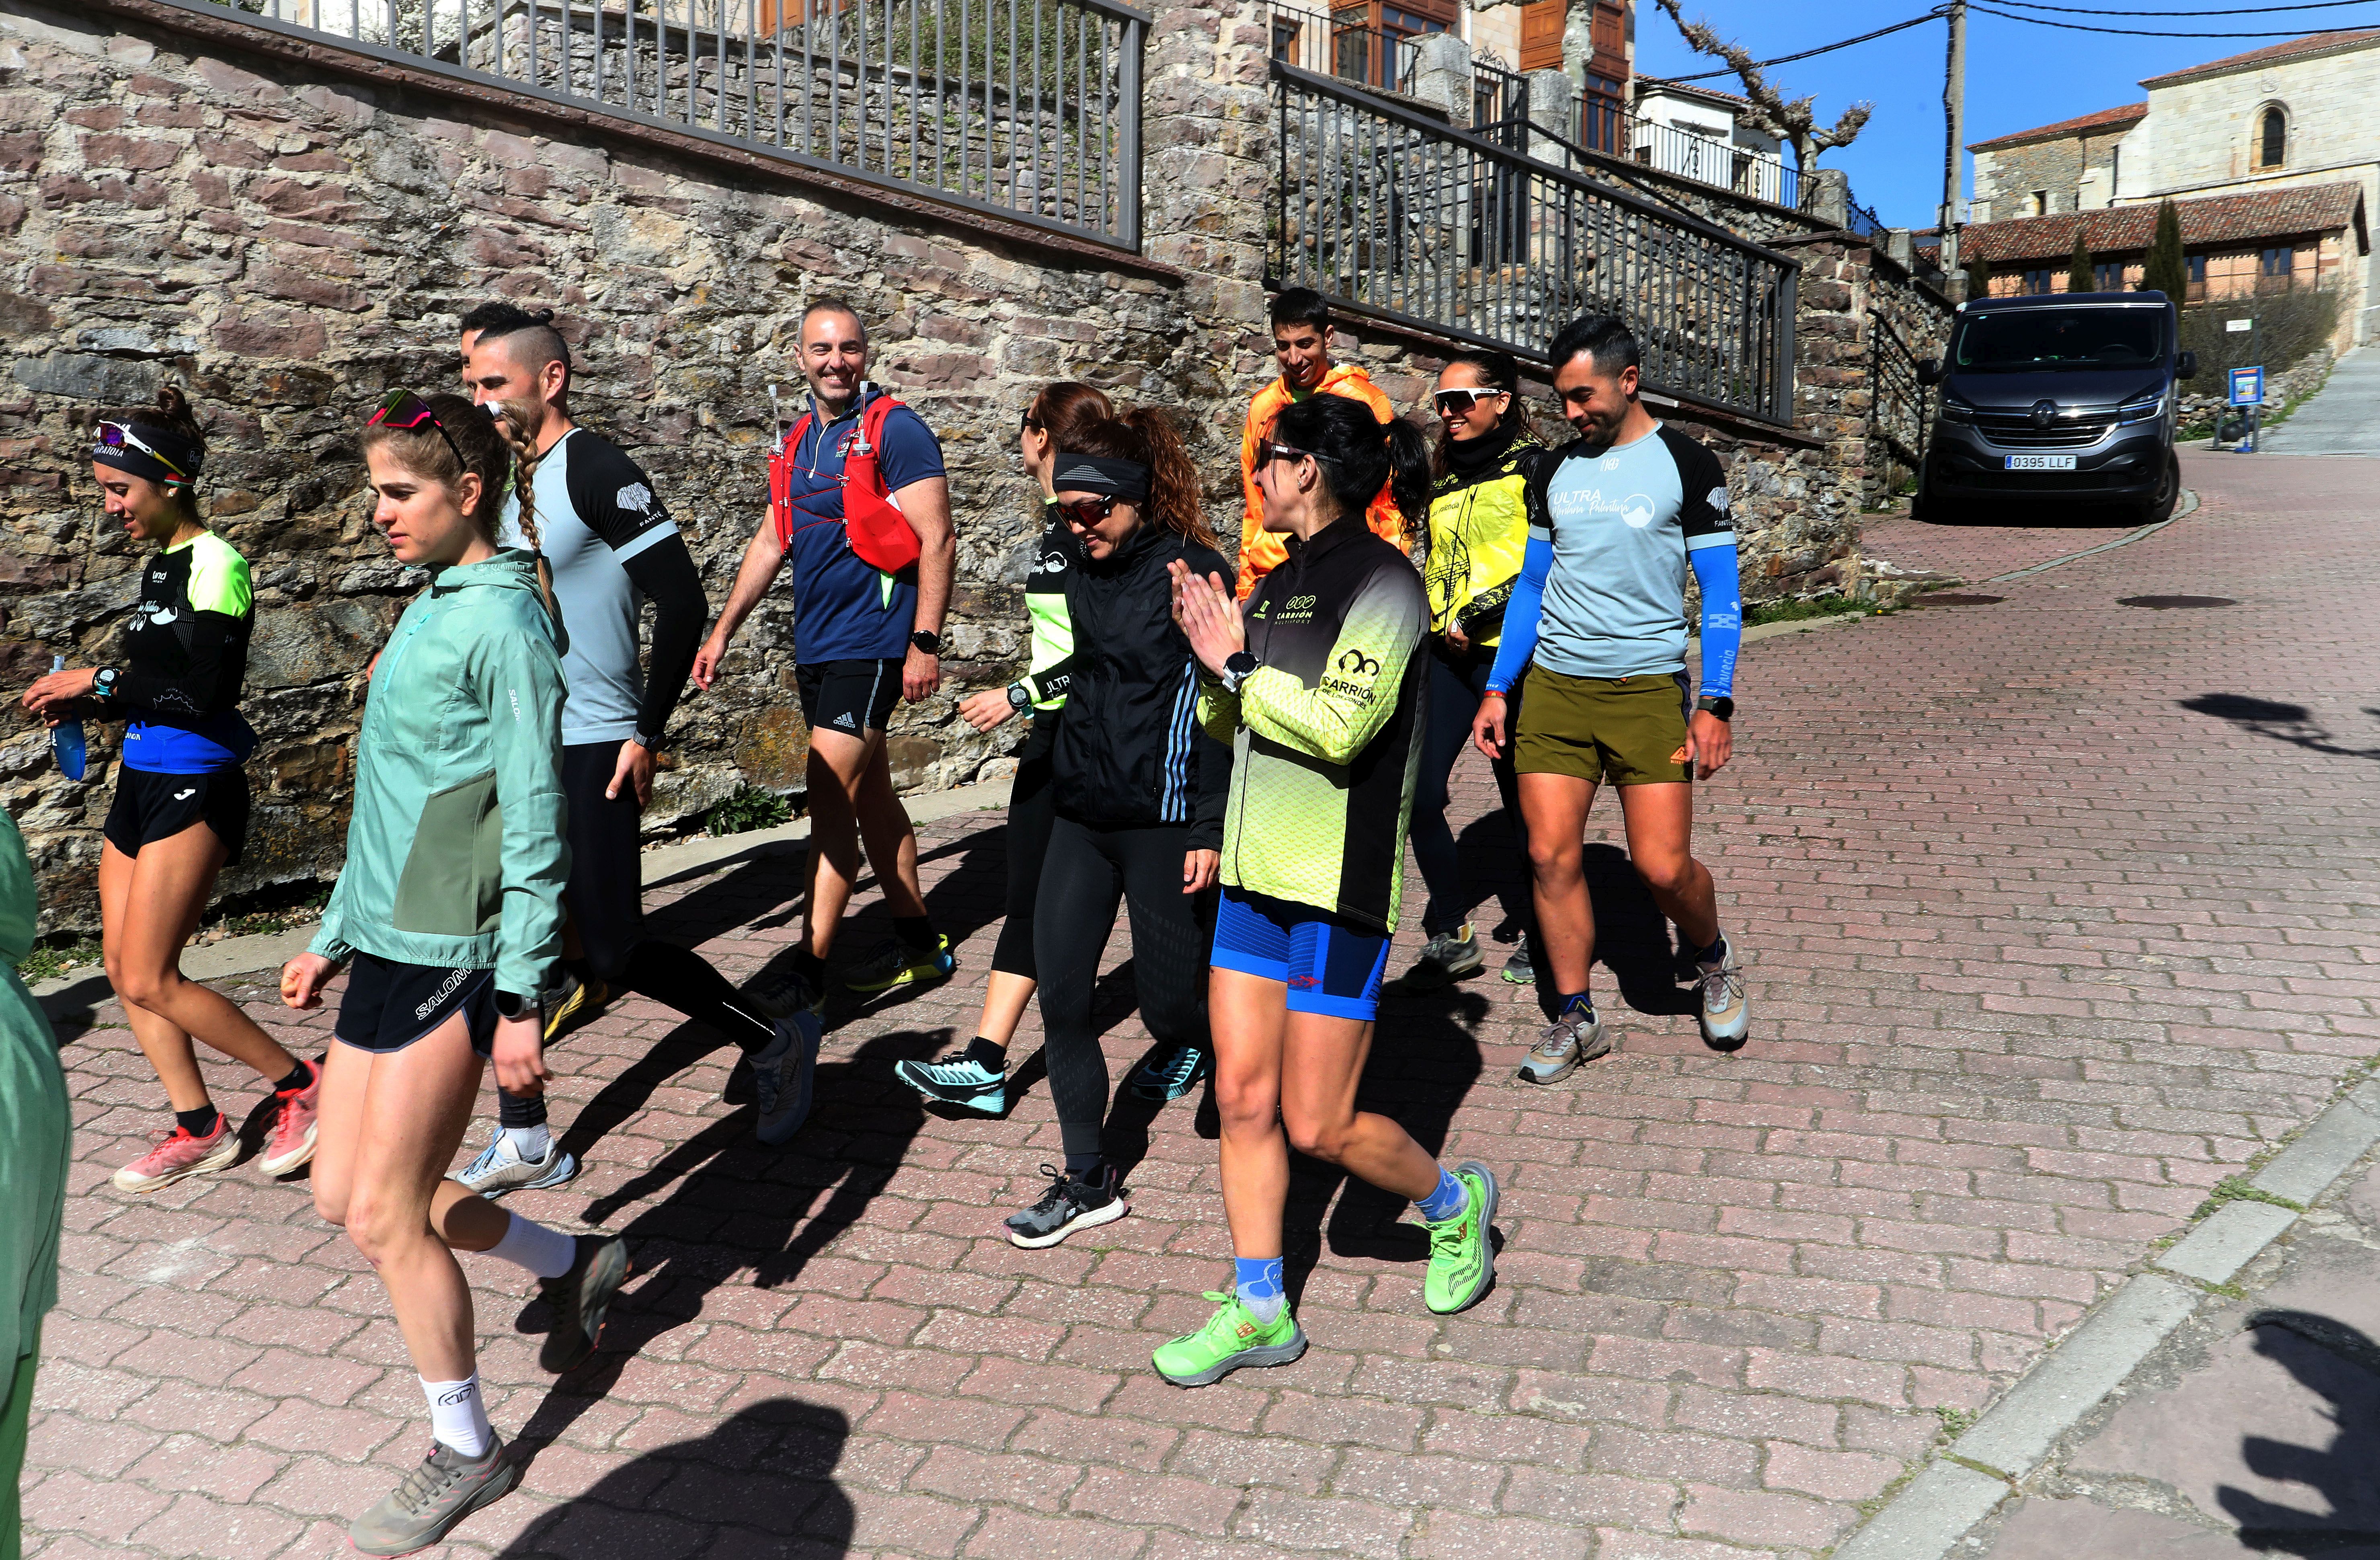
[1235,288,1409,598]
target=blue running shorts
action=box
[1211,888,1391,1022]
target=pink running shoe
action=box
[259,1058,322,1176]
[112,1118,240,1194]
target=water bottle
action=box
[47,655,86,782]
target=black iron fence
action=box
[1265,0,1419,95]
[1870,315,1931,470]
[1270,63,1799,426]
[177,0,1146,247]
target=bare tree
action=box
[1651,0,1872,200]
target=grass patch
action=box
[2191,1174,2303,1222]
[706,784,794,837]
[1745,593,1892,627]
[1933,1404,1977,1441]
[14,938,101,985]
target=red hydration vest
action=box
[769,392,923,576]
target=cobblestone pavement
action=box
[22,450,2380,1558]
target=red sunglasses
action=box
[1053,495,1120,528]
[368,389,467,470]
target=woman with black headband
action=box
[19,387,325,1196]
[999,407,1234,1249]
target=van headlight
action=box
[1939,399,1978,424]
[2117,392,2165,424]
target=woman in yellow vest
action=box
[1396,348,1544,991]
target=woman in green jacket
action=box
[0,810,69,1560]
[279,391,626,1556]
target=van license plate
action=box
[2005,454,2077,471]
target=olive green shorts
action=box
[1512,666,1692,785]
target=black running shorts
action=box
[103,767,250,865]
[561,740,646,981]
[797,658,904,739]
[334,951,498,1058]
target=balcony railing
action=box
[1270,62,1799,426]
[177,0,1146,247]
[1627,113,1795,210]
[1265,0,1421,96]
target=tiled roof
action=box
[2140,29,2380,88]
[1969,102,2147,153]
[1635,75,1754,111]
[1954,181,2367,265]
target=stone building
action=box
[1966,29,2380,341]
[2,0,1939,931]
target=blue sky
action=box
[1629,2,2345,228]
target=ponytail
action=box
[1384,417,1432,545]
[1268,394,1434,546]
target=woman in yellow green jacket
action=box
[1399,348,1543,991]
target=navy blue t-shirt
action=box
[778,389,946,664]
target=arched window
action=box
[2258,105,2288,169]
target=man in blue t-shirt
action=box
[696,298,958,1018]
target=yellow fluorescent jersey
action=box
[1420,425,1542,647]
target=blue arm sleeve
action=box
[1486,529,1552,694]
[1689,542,1742,698]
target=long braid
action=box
[495,416,560,619]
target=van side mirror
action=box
[2176,350,2198,380]
[1916,359,1942,387]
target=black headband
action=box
[91,421,204,487]
[1049,452,1149,502]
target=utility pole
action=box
[1941,0,1966,279]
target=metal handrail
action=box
[1626,111,1797,211]
[1270,62,1800,427]
[164,0,1145,249]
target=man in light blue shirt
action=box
[1471,314,1748,1077]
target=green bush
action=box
[706,784,794,837]
[2181,286,2340,381]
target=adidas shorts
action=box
[797,658,904,737]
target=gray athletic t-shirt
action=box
[500,428,679,744]
[1531,422,1733,680]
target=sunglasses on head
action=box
[1053,494,1121,528]
[1432,388,1508,415]
[95,421,193,482]
[1256,437,1338,469]
[368,389,467,470]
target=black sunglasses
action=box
[368,389,468,470]
[1053,495,1120,528]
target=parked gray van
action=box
[1916,290,2197,523]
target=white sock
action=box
[486,1210,577,1280]
[1237,1287,1285,1325]
[421,1374,492,1459]
[500,1123,552,1162]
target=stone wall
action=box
[0,0,1258,931]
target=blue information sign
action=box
[2229,365,2265,406]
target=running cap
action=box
[92,421,202,487]
[1049,452,1148,502]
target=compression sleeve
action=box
[1485,525,1551,695]
[618,534,708,743]
[1689,541,1742,698]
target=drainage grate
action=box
[1920,594,2005,606]
[2118,595,2238,609]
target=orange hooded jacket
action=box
[1235,362,1407,599]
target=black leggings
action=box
[1032,817,1214,1163]
[991,714,1059,979]
[1410,646,1525,936]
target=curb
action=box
[1984,487,2199,584]
[1833,1074,2380,1560]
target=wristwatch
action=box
[1219,650,1259,695]
[910,629,943,656]
[1696,695,1735,721]
[631,729,664,753]
[1005,682,1033,712]
[92,666,121,702]
[494,989,542,1021]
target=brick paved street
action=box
[21,448,2380,1559]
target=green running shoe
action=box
[845,934,955,996]
[1422,1160,1498,1315]
[1151,1290,1307,1387]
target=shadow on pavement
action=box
[498,1399,854,1558]
[2217,1309,2380,1553]
[1581,842,1699,1024]
[2182,694,2380,762]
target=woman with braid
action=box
[458,306,814,1178]
[19,388,324,1193]
[281,389,627,1554]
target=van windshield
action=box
[1951,308,2167,372]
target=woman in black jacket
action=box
[1005,407,1233,1248]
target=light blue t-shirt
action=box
[1533,422,1734,681]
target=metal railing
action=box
[1870,316,1931,470]
[182,0,1146,247]
[1470,53,1526,151]
[1270,63,1799,426]
[1265,0,1420,95]
[1627,112,1794,209]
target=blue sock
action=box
[1233,1256,1285,1322]
[1559,991,1594,1017]
[1416,1166,1469,1223]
